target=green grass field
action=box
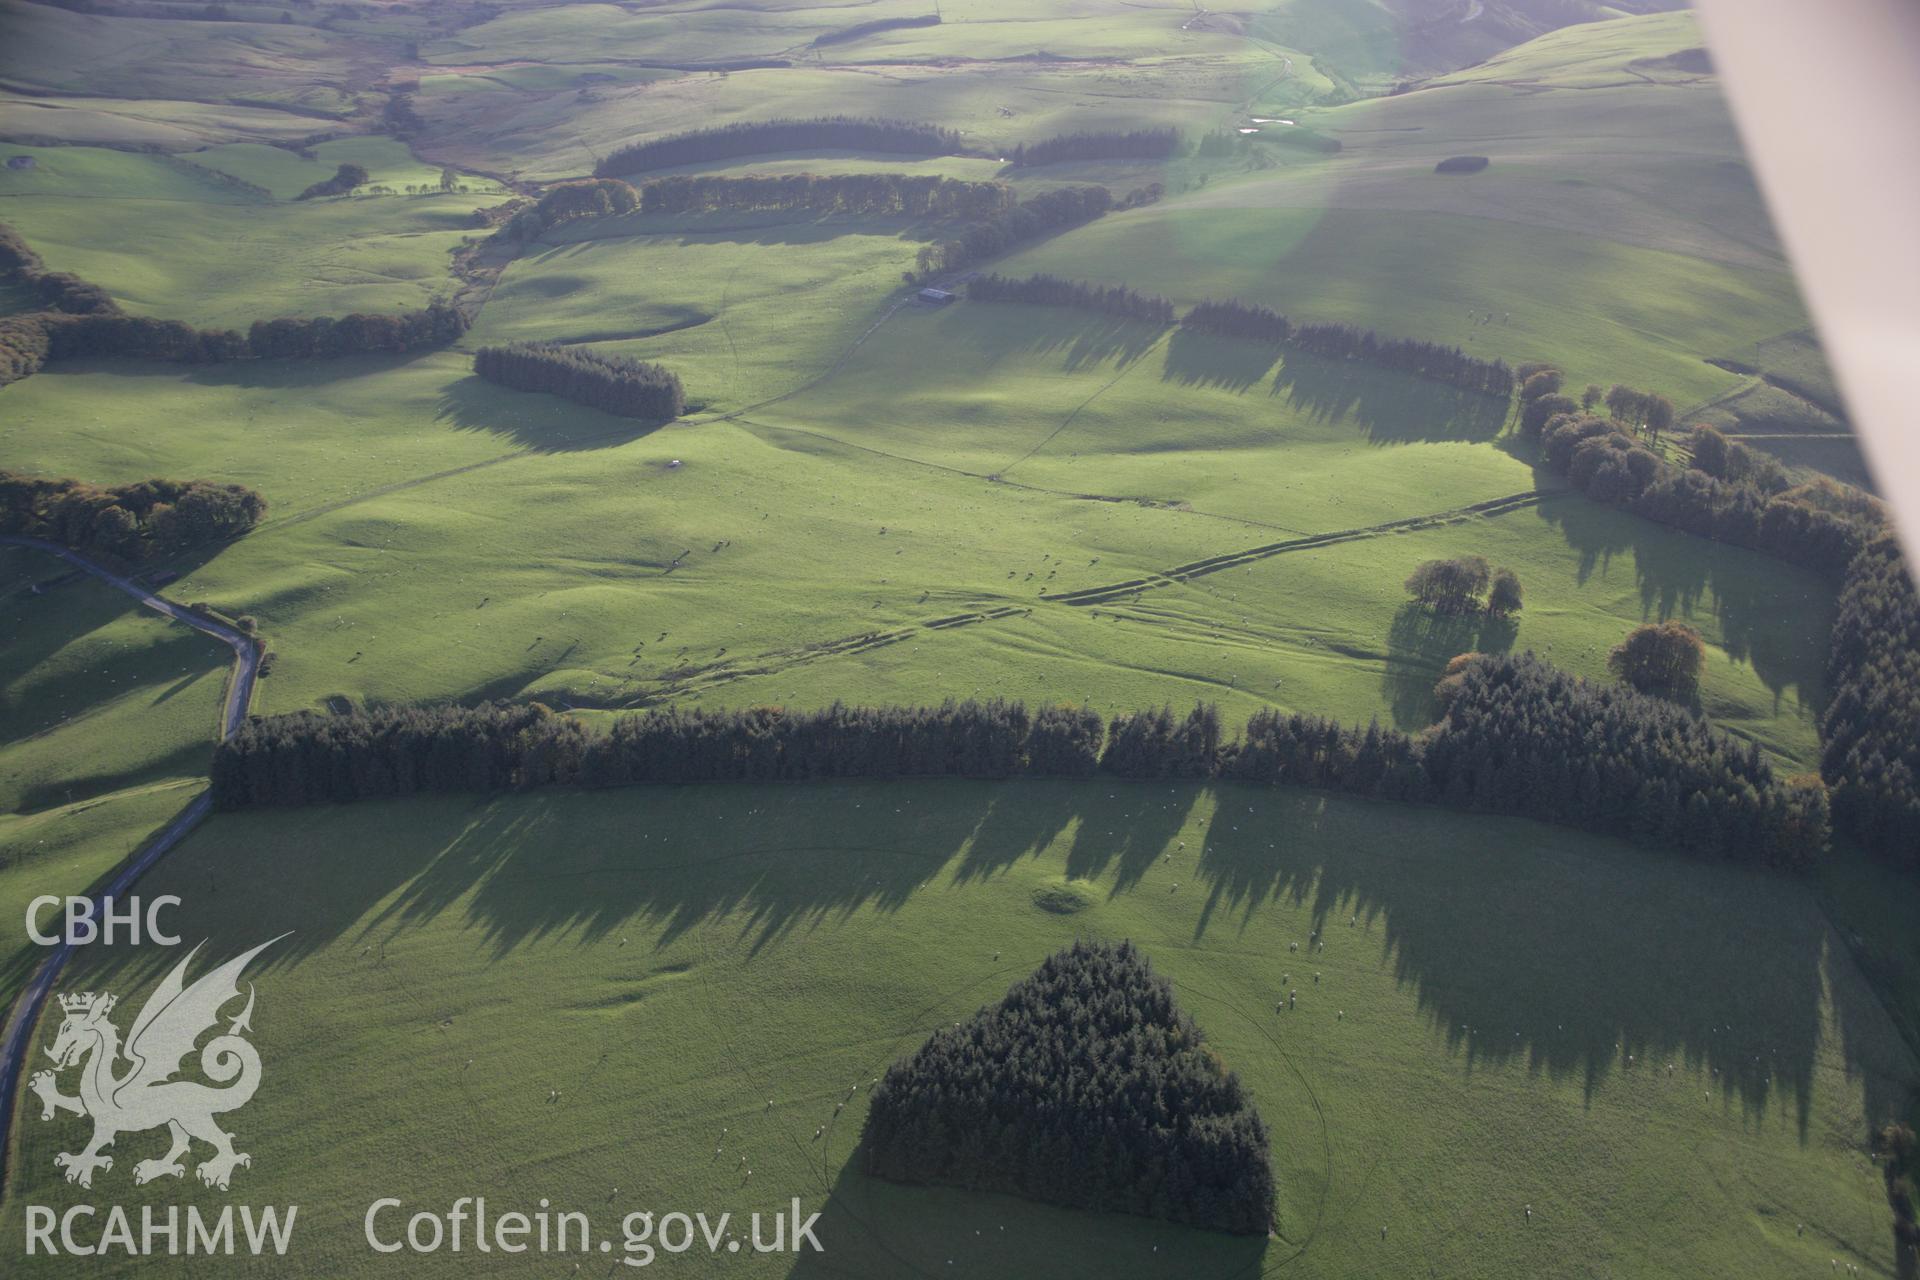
[5,780,1910,1277]
[184,137,508,202]
[0,316,1836,776]
[992,203,1806,411]
[0,1,374,117]
[0,146,503,327]
[0,552,229,816]
[1,5,1911,1275]
[0,546,230,993]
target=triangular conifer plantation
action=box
[861,939,1275,1236]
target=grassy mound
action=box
[1030,879,1093,914]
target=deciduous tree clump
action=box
[1487,567,1524,617]
[1608,621,1706,701]
[1532,410,1877,575]
[1403,557,1521,616]
[1,469,266,560]
[863,940,1276,1236]
[295,162,369,200]
[1405,555,1492,613]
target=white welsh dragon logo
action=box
[30,935,286,1190]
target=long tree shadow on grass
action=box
[1381,602,1518,729]
[949,307,1167,373]
[434,375,668,451]
[1269,349,1509,445]
[1186,786,1907,1134]
[948,783,1088,884]
[53,779,1912,1145]
[0,539,251,814]
[1159,328,1281,393]
[1062,781,1201,895]
[1531,494,1834,713]
[789,1148,1270,1280]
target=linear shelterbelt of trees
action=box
[813,13,939,46]
[908,185,1119,283]
[1529,407,1879,577]
[863,939,1275,1236]
[634,172,1013,219]
[518,174,1015,237]
[208,657,1829,868]
[472,342,685,420]
[2,222,466,384]
[1,469,266,561]
[594,117,962,178]
[1515,365,1915,866]
[966,273,1175,325]
[1821,534,1920,865]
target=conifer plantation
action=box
[207,661,1830,869]
[1822,534,1920,863]
[1,226,469,383]
[473,342,685,419]
[862,940,1275,1236]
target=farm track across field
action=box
[589,490,1554,707]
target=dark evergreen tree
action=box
[295,163,369,200]
[1821,535,1920,865]
[206,665,1831,870]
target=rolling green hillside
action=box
[6,779,1908,1277]
[0,5,1910,1277]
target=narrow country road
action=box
[0,535,261,1195]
